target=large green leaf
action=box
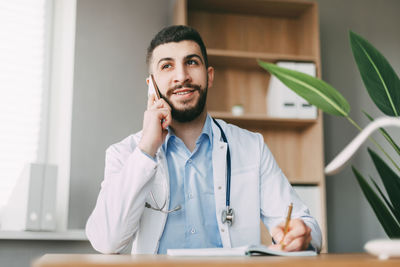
[352,166,400,237]
[364,111,400,156]
[350,31,400,116]
[368,148,400,220]
[370,177,400,222]
[257,60,350,116]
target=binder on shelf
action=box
[40,165,58,231]
[267,62,298,118]
[1,163,58,231]
[296,62,317,119]
[267,61,317,119]
[1,163,44,231]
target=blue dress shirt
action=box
[157,115,223,254]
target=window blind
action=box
[0,0,49,210]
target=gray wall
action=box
[2,1,400,267]
[318,0,400,252]
[69,0,170,229]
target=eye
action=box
[187,59,199,66]
[161,63,172,70]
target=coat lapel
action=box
[211,119,232,247]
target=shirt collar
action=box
[163,113,213,152]
[197,113,213,145]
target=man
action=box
[86,25,322,254]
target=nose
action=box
[173,63,191,85]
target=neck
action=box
[170,110,208,152]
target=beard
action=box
[160,83,208,123]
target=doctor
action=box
[86,25,322,254]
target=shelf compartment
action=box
[188,1,319,57]
[253,123,324,184]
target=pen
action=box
[280,202,293,250]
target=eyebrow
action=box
[157,57,173,66]
[185,54,204,64]
[157,54,204,66]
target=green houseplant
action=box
[258,31,400,238]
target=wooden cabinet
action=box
[173,0,326,250]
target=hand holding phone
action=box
[139,75,172,157]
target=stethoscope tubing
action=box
[212,118,231,208]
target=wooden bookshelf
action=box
[173,0,327,251]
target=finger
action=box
[156,98,172,112]
[270,222,285,236]
[282,236,305,252]
[161,109,172,129]
[147,94,156,109]
[158,108,171,124]
[149,99,172,112]
[271,227,284,245]
[284,233,312,252]
[149,99,163,110]
[283,219,309,245]
[156,98,171,111]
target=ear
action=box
[207,66,214,89]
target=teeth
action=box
[175,91,191,95]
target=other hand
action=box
[269,218,312,251]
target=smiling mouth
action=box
[173,89,196,95]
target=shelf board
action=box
[0,229,87,241]
[210,111,317,129]
[188,0,315,18]
[207,49,317,69]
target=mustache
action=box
[166,83,202,95]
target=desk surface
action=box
[32,253,400,267]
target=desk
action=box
[32,254,400,267]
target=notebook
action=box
[167,245,317,257]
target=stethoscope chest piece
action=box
[221,207,234,226]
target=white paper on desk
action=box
[167,245,317,257]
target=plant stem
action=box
[346,116,400,172]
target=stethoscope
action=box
[145,118,234,226]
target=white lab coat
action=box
[86,118,322,254]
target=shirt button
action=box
[221,228,225,232]
[218,186,222,190]
[190,228,196,234]
[188,159,192,164]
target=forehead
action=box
[151,40,203,64]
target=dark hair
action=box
[146,25,208,69]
